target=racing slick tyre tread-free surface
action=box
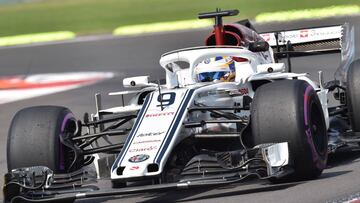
[347,59,360,132]
[251,80,328,181]
[7,106,77,173]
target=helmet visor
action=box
[197,71,228,82]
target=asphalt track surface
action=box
[1,16,360,203]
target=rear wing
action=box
[260,24,355,83]
[261,25,341,46]
[259,25,345,53]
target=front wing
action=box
[4,142,290,203]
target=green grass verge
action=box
[0,31,75,46]
[113,19,213,36]
[256,5,360,23]
[0,0,360,37]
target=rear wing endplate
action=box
[260,24,355,83]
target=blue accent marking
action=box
[213,71,222,79]
[215,56,223,61]
[111,93,154,171]
[155,89,195,163]
[153,90,189,162]
[229,60,235,72]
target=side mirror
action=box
[248,41,269,52]
[123,76,153,88]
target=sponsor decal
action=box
[128,154,150,163]
[238,88,249,96]
[145,112,175,117]
[283,33,299,40]
[136,131,164,137]
[260,33,271,42]
[130,166,140,170]
[128,146,158,153]
[154,89,195,163]
[310,29,340,37]
[260,26,342,46]
[198,90,229,98]
[157,92,176,107]
[300,30,309,38]
[133,139,162,144]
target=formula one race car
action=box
[4,9,360,203]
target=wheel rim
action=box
[59,113,76,171]
[309,100,327,156]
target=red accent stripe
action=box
[0,77,103,90]
[214,25,225,45]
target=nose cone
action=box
[122,164,147,177]
[121,154,151,177]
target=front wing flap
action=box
[3,142,291,203]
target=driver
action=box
[195,56,236,82]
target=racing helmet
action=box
[195,56,236,82]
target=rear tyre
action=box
[347,59,360,132]
[251,80,328,181]
[7,106,78,173]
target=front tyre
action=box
[7,106,78,173]
[251,80,328,181]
